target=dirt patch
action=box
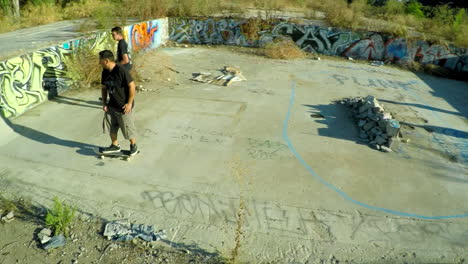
[132,49,180,92]
[0,197,227,264]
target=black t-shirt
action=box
[101,64,134,111]
[117,39,132,65]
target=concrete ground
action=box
[1,46,467,263]
[0,20,84,60]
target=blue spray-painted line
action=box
[283,81,468,220]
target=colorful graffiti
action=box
[170,18,259,46]
[169,18,468,75]
[0,19,167,119]
[0,32,113,118]
[124,20,162,52]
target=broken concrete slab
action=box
[191,66,246,86]
[386,119,401,137]
[43,234,66,250]
[103,220,167,242]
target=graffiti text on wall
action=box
[169,18,468,74]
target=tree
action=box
[12,0,19,17]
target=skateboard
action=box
[94,147,140,161]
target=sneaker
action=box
[130,144,138,156]
[101,144,121,154]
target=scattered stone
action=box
[370,127,383,136]
[72,260,78,264]
[348,57,354,61]
[43,234,66,250]
[359,131,369,139]
[103,219,167,242]
[1,211,15,222]
[363,121,376,131]
[380,146,393,152]
[38,228,53,244]
[374,135,387,145]
[343,95,402,153]
[386,119,401,137]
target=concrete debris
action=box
[43,234,66,250]
[1,211,14,223]
[370,61,385,67]
[341,96,402,152]
[103,219,167,242]
[380,146,393,152]
[38,228,52,244]
[191,66,246,86]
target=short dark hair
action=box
[99,50,115,62]
[111,26,123,35]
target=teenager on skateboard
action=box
[99,50,138,156]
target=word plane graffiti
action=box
[331,74,418,90]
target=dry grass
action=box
[1,0,467,49]
[62,0,105,19]
[263,36,306,60]
[64,47,104,90]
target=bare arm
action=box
[127,81,136,105]
[123,81,136,114]
[121,54,130,65]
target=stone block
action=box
[363,121,377,131]
[386,119,401,137]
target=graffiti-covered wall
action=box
[0,18,168,119]
[169,18,468,75]
[124,19,169,53]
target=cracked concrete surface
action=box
[1,47,467,263]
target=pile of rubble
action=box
[191,66,246,86]
[340,96,401,152]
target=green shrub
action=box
[405,0,425,18]
[45,197,76,236]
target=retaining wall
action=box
[0,18,169,119]
[169,17,468,76]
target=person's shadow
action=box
[1,113,97,156]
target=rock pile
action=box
[341,96,401,152]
